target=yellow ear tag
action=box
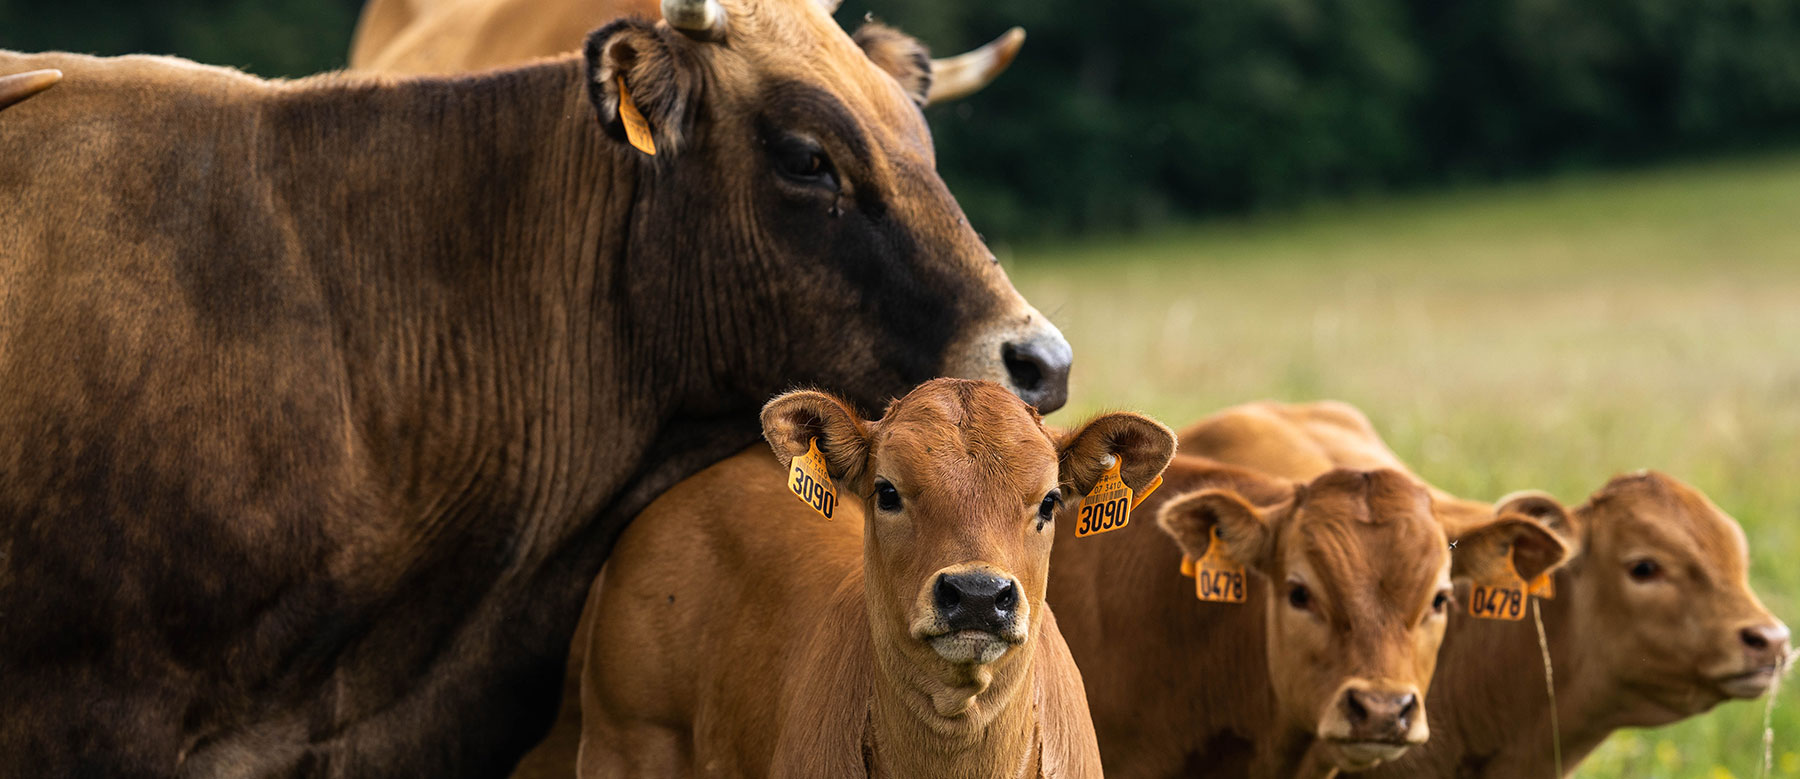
[1179,555,1196,578]
[1468,557,1528,621]
[786,438,836,520]
[1075,456,1134,538]
[1194,526,1247,603]
[1131,474,1163,511]
[1528,572,1555,600]
[616,76,656,156]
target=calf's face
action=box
[1159,468,1567,773]
[583,0,1070,412]
[763,379,1173,701]
[1567,472,1789,719]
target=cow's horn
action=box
[662,0,727,41]
[926,28,1025,105]
[0,69,63,112]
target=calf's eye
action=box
[1627,558,1661,581]
[874,481,901,512]
[1432,590,1452,614]
[1287,583,1311,611]
[1037,490,1060,528]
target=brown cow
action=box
[1047,455,1566,778]
[576,379,1174,777]
[0,0,1070,774]
[350,0,1025,106]
[1180,401,1792,777]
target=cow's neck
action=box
[866,623,1043,778]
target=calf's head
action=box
[763,379,1173,706]
[1557,471,1789,720]
[1158,467,1566,772]
[583,0,1069,411]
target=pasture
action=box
[1009,152,1800,777]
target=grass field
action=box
[1006,152,1800,777]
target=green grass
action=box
[1008,152,1800,778]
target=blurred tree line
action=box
[5,0,1800,240]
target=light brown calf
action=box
[576,379,1175,777]
[1180,401,1792,777]
[1048,455,1565,778]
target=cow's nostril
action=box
[1743,627,1770,650]
[1396,693,1418,725]
[999,334,1072,414]
[1344,690,1369,724]
[1002,344,1043,394]
[934,576,960,612]
[994,581,1017,613]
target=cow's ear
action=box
[1156,488,1281,572]
[1451,515,1570,583]
[1494,490,1581,553]
[852,23,932,107]
[584,19,701,156]
[1057,412,1176,495]
[761,390,872,484]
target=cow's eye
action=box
[874,480,901,512]
[1287,583,1311,611]
[770,134,839,191]
[1627,558,1662,582]
[1432,590,1452,614]
[1036,490,1060,529]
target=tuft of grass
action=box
[1009,152,1800,777]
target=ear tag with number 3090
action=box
[1075,456,1135,538]
[787,438,836,521]
[1194,526,1247,603]
[616,76,657,156]
[1468,557,1528,621]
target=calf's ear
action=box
[1156,489,1281,572]
[1451,516,1569,583]
[761,390,872,484]
[585,19,702,155]
[1057,412,1176,495]
[1494,490,1581,552]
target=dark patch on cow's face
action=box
[744,79,975,403]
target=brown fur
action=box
[577,379,1175,777]
[1048,454,1563,778]
[0,3,1063,774]
[1180,401,1791,778]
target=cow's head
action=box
[1157,467,1567,773]
[1556,471,1789,721]
[762,379,1173,712]
[582,0,1070,412]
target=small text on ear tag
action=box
[1469,558,1528,621]
[1528,572,1555,600]
[1076,457,1134,537]
[616,76,656,156]
[787,439,836,520]
[1195,526,1247,603]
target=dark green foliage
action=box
[4,0,1799,240]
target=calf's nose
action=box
[1342,686,1420,741]
[1740,620,1791,663]
[935,572,1019,634]
[1001,327,1071,414]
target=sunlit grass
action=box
[1007,152,1800,777]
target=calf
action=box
[1048,455,1566,778]
[576,379,1175,777]
[1181,401,1792,777]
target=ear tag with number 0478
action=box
[1075,457,1135,537]
[1194,526,1247,603]
[1468,557,1528,621]
[787,439,836,520]
[616,76,657,156]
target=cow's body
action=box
[1179,400,1790,778]
[0,4,1067,771]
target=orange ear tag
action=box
[1528,572,1555,600]
[786,438,836,520]
[1075,456,1135,538]
[1468,557,1528,621]
[616,76,656,156]
[1132,474,1163,511]
[1194,526,1247,603]
[1180,555,1196,578]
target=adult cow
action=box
[349,0,1025,107]
[0,0,1070,775]
[1180,401,1791,778]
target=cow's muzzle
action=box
[912,566,1028,665]
[1317,680,1428,770]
